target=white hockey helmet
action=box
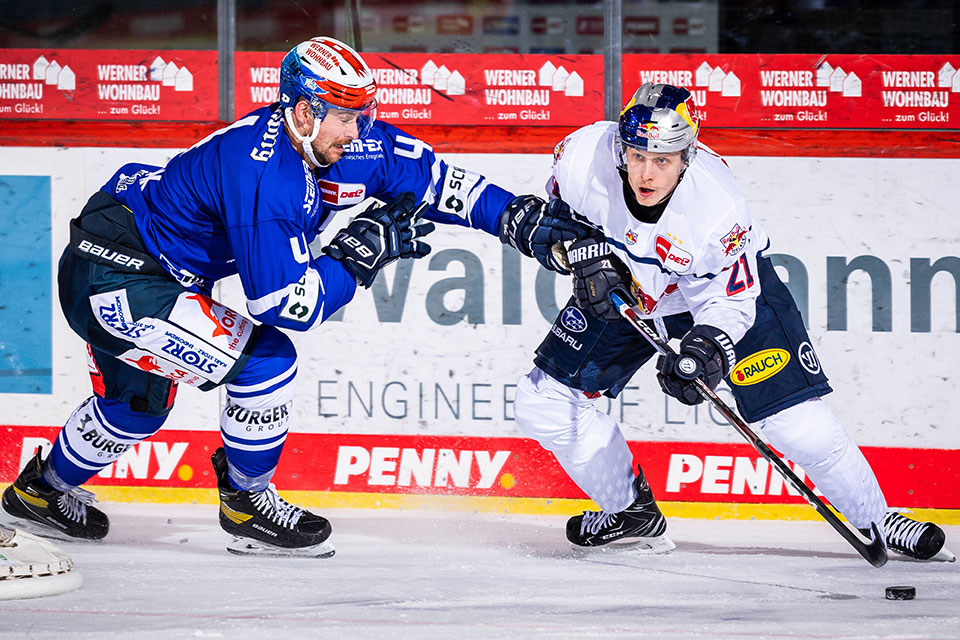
[615,83,700,170]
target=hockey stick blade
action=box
[609,290,888,568]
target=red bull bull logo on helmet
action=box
[635,122,660,139]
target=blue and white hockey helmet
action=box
[279,37,378,137]
[616,83,700,170]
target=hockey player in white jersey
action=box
[513,83,953,562]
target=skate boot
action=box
[1,449,109,541]
[566,466,675,554]
[211,448,334,558]
[883,511,955,562]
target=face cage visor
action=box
[614,130,697,173]
[310,95,378,139]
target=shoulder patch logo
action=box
[553,137,570,164]
[720,224,750,257]
[625,230,638,245]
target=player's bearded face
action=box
[311,109,361,164]
[624,148,685,205]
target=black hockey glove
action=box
[323,192,435,288]
[656,325,738,405]
[498,195,593,274]
[568,234,635,322]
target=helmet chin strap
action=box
[284,107,327,168]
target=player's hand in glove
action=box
[323,192,435,288]
[498,195,593,274]
[656,325,737,405]
[567,234,635,322]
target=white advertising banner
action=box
[1,147,957,450]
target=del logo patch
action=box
[654,235,692,272]
[318,180,366,206]
[731,349,790,386]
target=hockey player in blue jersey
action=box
[1,37,588,557]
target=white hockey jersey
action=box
[549,121,770,343]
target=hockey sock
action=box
[760,398,887,530]
[220,327,297,491]
[46,396,167,488]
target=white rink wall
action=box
[2,147,958,449]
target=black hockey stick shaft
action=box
[609,291,887,568]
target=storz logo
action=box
[560,307,588,333]
[98,300,153,339]
[160,331,226,375]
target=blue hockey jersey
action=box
[102,105,514,331]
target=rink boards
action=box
[0,142,958,519]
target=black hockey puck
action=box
[885,586,916,600]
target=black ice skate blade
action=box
[226,536,335,558]
[890,545,956,563]
[568,534,676,556]
[0,513,104,545]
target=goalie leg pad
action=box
[760,398,888,530]
[515,366,636,513]
[0,527,82,600]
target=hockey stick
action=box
[609,290,888,568]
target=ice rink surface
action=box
[2,503,958,640]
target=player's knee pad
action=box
[220,327,297,488]
[515,367,622,455]
[516,367,636,512]
[761,399,886,529]
[514,367,584,448]
[47,396,167,488]
[759,398,848,469]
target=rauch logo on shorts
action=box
[731,348,790,386]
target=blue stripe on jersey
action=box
[227,367,298,399]
[612,236,771,279]
[221,430,288,449]
[94,397,165,438]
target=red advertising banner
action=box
[2,426,956,510]
[623,54,960,128]
[2,50,957,128]
[235,51,604,127]
[0,49,217,121]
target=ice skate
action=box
[883,511,955,562]
[1,449,108,541]
[566,466,675,554]
[211,448,334,558]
